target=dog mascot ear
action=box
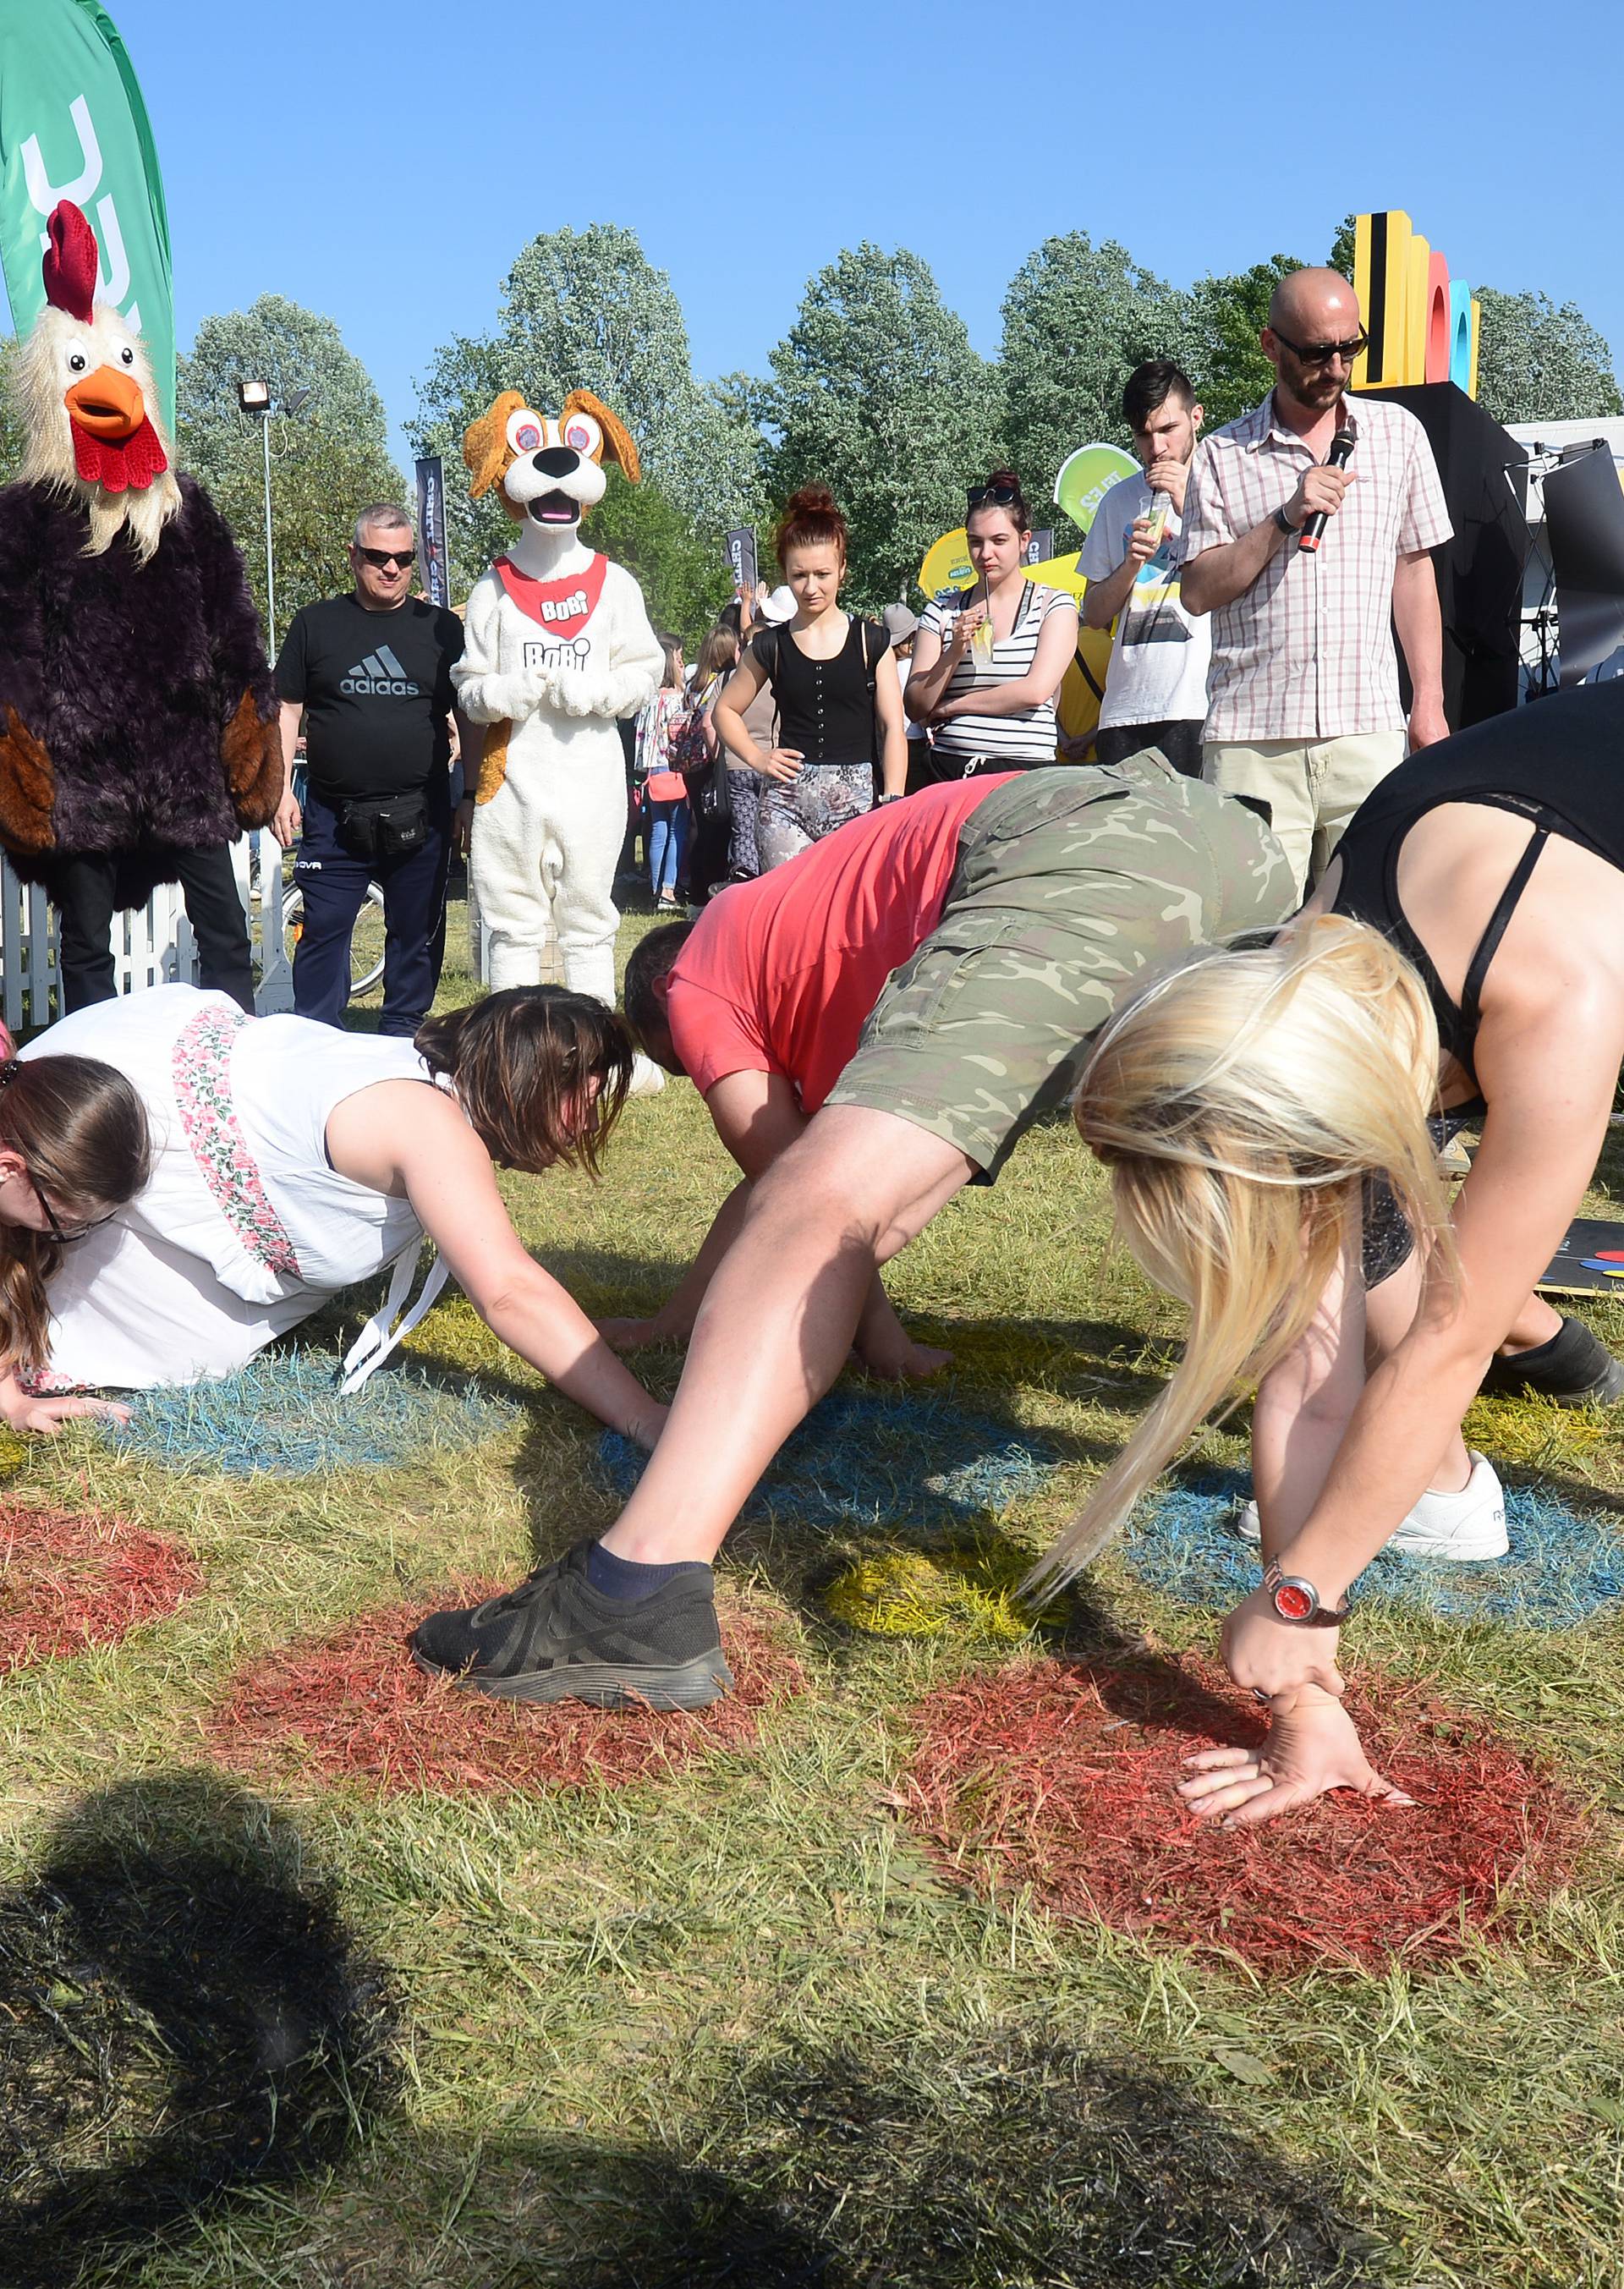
[560,391,642,486]
[463,389,531,506]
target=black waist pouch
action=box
[335,790,429,865]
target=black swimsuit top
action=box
[1330,679,1624,1101]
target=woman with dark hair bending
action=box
[905,471,1078,781]
[711,486,908,870]
[7,982,667,1446]
[0,1045,150,1433]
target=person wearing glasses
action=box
[0,981,671,1446]
[270,504,465,1035]
[0,1040,148,1436]
[905,471,1078,782]
[1178,269,1451,899]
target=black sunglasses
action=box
[28,1172,114,1243]
[968,480,1019,508]
[355,544,415,569]
[1270,327,1369,368]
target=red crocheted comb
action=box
[41,200,99,322]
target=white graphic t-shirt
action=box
[1078,472,1211,731]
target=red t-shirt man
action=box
[665,775,1012,1106]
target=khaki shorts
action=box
[823,752,1293,1176]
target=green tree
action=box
[412,223,760,597]
[177,296,403,643]
[1327,212,1357,284]
[587,466,733,646]
[762,242,999,609]
[998,232,1187,548]
[1473,287,1623,424]
[0,337,26,484]
[1185,255,1306,428]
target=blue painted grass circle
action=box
[600,1388,1061,1534]
[1126,1468,1624,1630]
[102,1350,518,1479]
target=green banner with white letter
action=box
[0,0,173,432]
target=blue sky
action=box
[22,0,1624,468]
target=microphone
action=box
[1297,428,1355,554]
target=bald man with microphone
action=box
[1178,267,1452,898]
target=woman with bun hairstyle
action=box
[907,471,1078,781]
[1037,678,1624,1823]
[9,981,667,1446]
[711,486,908,871]
[0,1037,150,1435]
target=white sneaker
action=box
[1232,1452,1508,1561]
[628,1053,667,1099]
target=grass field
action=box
[4,900,1624,2287]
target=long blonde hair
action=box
[1029,916,1453,1595]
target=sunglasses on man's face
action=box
[355,545,415,569]
[1270,328,1369,369]
[27,1172,114,1244]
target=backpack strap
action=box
[858,618,886,692]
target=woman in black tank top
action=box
[712,486,908,871]
[1036,680,1624,1827]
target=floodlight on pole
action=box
[237,377,279,646]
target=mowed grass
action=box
[3,903,1624,2286]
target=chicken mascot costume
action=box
[453,388,663,1084]
[0,201,282,1013]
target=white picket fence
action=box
[0,838,296,1035]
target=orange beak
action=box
[64,365,146,440]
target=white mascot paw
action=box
[549,667,607,719]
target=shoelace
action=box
[479,1546,579,1621]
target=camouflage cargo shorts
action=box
[822,751,1294,1177]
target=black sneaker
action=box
[1478,1315,1624,1408]
[410,1542,733,1709]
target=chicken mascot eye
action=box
[120,347,134,366]
[68,350,85,373]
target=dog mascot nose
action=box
[531,446,579,479]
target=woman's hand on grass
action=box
[1,1386,131,1435]
[1221,1584,1346,1699]
[855,1331,952,1381]
[1177,1684,1413,1829]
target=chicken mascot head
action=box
[0,202,282,1012]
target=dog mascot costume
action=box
[453,390,662,1034]
[0,202,282,1015]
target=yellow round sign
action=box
[918,527,975,597]
[1054,442,1139,535]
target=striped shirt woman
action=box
[907,471,1079,779]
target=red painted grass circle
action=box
[206,1584,805,1797]
[0,1501,201,1673]
[905,1655,1585,1972]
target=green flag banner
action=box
[1053,442,1140,536]
[0,0,173,433]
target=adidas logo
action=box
[341,643,420,697]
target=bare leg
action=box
[1496,1293,1564,1354]
[601,1106,975,1564]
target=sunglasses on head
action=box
[26,1171,114,1244]
[967,480,1019,508]
[356,544,415,569]
[1270,327,1369,368]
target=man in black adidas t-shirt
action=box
[272,503,464,1033]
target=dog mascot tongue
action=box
[0,200,282,1013]
[453,389,663,1084]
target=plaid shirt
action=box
[1178,392,1451,742]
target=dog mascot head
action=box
[11,200,180,563]
[461,389,641,533]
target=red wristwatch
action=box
[1263,1561,1351,1628]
